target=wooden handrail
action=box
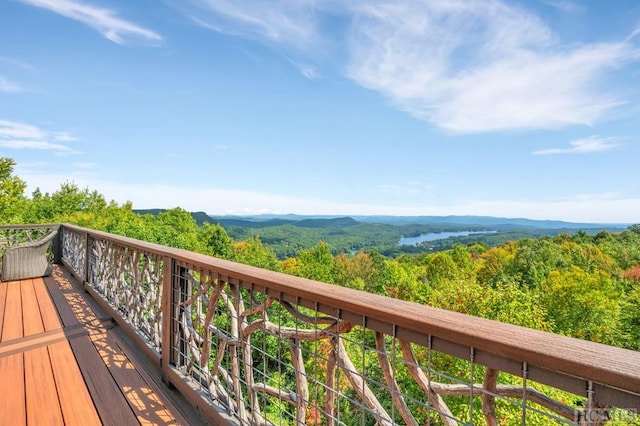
[58,224,640,401]
[35,224,640,424]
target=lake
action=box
[398,231,496,246]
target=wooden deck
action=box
[0,266,206,425]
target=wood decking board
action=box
[43,275,155,425]
[48,341,102,425]
[25,347,65,425]
[47,270,195,425]
[0,353,26,425]
[0,280,27,425]
[20,278,65,425]
[0,328,66,358]
[68,335,140,426]
[34,277,62,332]
[92,330,178,425]
[1,271,198,425]
[21,279,43,337]
[0,282,7,339]
[43,276,81,328]
[2,280,23,341]
[107,330,192,426]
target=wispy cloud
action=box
[182,0,318,50]
[75,162,95,169]
[18,0,162,45]
[533,136,619,155]
[543,0,584,13]
[0,119,80,154]
[0,56,37,72]
[287,59,319,80]
[52,131,80,142]
[0,140,76,152]
[176,0,639,133]
[0,75,23,93]
[347,1,637,132]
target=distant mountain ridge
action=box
[133,209,628,229]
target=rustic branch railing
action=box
[0,223,58,256]
[15,223,640,425]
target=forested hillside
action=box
[2,157,639,351]
[135,209,625,259]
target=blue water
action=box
[399,231,495,246]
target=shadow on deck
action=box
[0,265,207,425]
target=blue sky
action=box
[1,0,639,223]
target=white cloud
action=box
[0,120,45,139]
[177,0,639,133]
[52,131,80,142]
[287,59,319,80]
[543,0,584,13]
[0,140,76,152]
[75,162,95,169]
[0,56,37,72]
[0,119,80,154]
[182,0,318,50]
[347,1,637,132]
[0,76,23,93]
[18,171,637,223]
[18,0,162,45]
[533,136,619,155]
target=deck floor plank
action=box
[92,330,178,425]
[51,271,193,426]
[0,281,26,425]
[107,330,193,426]
[25,347,65,425]
[43,278,144,425]
[21,279,43,337]
[2,280,23,341]
[21,278,65,425]
[0,353,26,425]
[48,341,102,425]
[0,283,7,338]
[68,335,141,426]
[1,271,202,426]
[33,278,63,332]
[43,276,80,328]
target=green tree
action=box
[423,252,459,286]
[476,244,516,286]
[294,241,335,283]
[198,222,234,259]
[619,285,640,350]
[0,157,28,223]
[509,238,568,288]
[332,252,372,290]
[152,207,200,250]
[232,236,281,271]
[449,243,475,280]
[537,266,622,344]
[27,182,107,224]
[92,201,154,242]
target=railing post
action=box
[52,224,62,264]
[83,232,90,286]
[161,256,173,386]
[161,259,191,384]
[174,264,191,370]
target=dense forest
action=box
[134,209,625,259]
[2,156,639,352]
